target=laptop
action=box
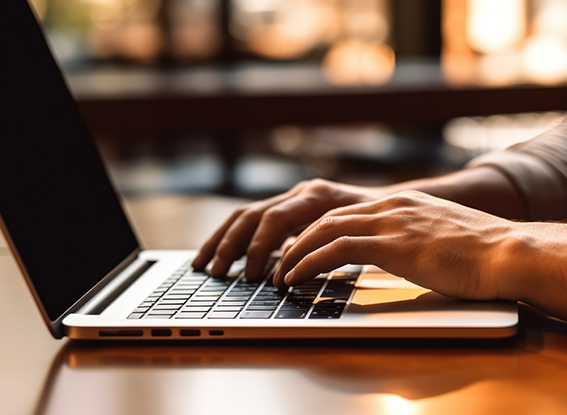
[0,1,518,340]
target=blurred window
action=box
[442,0,567,85]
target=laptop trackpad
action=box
[351,287,431,306]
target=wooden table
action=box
[2,195,567,415]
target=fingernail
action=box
[209,257,220,275]
[284,269,295,285]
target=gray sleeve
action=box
[466,118,567,221]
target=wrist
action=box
[491,222,567,319]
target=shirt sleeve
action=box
[466,118,567,221]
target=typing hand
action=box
[192,179,378,281]
[273,190,515,301]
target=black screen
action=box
[0,2,139,321]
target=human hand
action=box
[273,190,516,301]
[192,179,381,280]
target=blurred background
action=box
[28,0,567,197]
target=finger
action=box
[192,208,244,270]
[245,195,347,281]
[292,202,375,242]
[273,214,378,286]
[295,191,427,240]
[206,185,306,276]
[281,236,387,288]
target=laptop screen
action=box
[0,2,139,321]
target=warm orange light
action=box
[466,0,526,54]
[441,0,475,85]
[365,394,419,415]
[522,35,567,84]
[323,40,395,86]
[477,53,522,86]
[235,0,339,59]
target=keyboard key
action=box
[206,282,232,288]
[158,299,187,305]
[181,306,211,312]
[192,296,221,301]
[241,311,274,319]
[223,296,251,301]
[246,305,278,311]
[218,300,247,306]
[283,300,312,307]
[162,295,192,300]
[275,309,309,319]
[152,305,181,311]
[169,289,196,295]
[128,313,144,319]
[250,300,280,306]
[147,309,176,315]
[208,311,239,319]
[280,304,310,311]
[175,312,206,319]
[231,288,258,293]
[287,295,316,300]
[179,277,207,282]
[215,304,245,309]
[198,290,226,295]
[322,281,355,299]
[309,313,340,319]
[212,307,241,313]
[185,301,215,307]
[254,295,282,301]
[259,286,279,293]
[309,310,342,318]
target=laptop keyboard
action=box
[128,258,360,320]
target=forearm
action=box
[366,166,526,220]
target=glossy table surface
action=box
[2,195,567,415]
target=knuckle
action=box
[245,245,263,261]
[246,238,270,257]
[262,207,286,224]
[326,205,347,217]
[238,207,263,225]
[233,202,259,217]
[234,205,249,215]
[300,251,319,268]
[292,180,310,190]
[304,178,333,195]
[388,190,422,207]
[215,240,236,259]
[331,236,356,253]
[318,215,340,232]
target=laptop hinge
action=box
[84,259,156,315]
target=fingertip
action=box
[209,257,224,277]
[283,269,295,286]
[274,278,288,291]
[244,263,260,283]
[191,254,206,270]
